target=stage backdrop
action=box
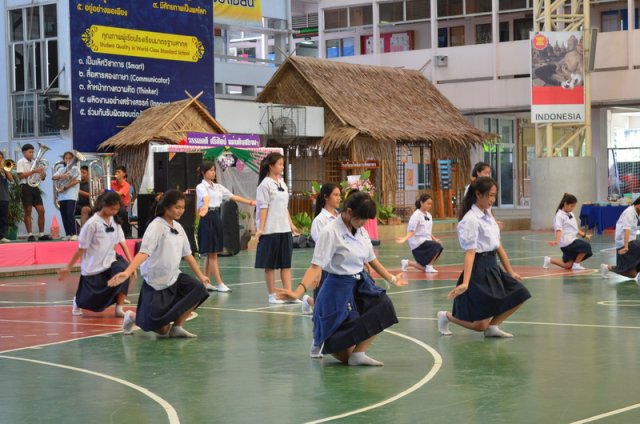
[69,0,214,152]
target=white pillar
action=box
[372,1,380,56]
[492,0,498,80]
[430,0,438,82]
[319,8,325,58]
[629,0,635,70]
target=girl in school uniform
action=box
[600,197,640,282]
[108,190,210,338]
[52,151,81,240]
[255,153,299,305]
[463,162,492,197]
[543,193,593,271]
[57,192,133,320]
[277,192,408,366]
[196,161,256,293]
[437,177,531,338]
[397,193,443,273]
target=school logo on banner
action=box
[214,0,262,28]
[530,31,585,123]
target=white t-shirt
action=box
[139,217,192,290]
[310,208,338,242]
[56,164,81,202]
[407,209,433,250]
[614,205,639,249]
[553,210,578,248]
[78,213,125,276]
[196,180,233,210]
[256,176,290,234]
[458,204,501,252]
[312,217,376,275]
[16,157,34,185]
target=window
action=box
[325,8,348,30]
[466,0,492,14]
[9,5,59,138]
[499,21,510,42]
[601,9,640,32]
[380,2,404,24]
[350,6,373,27]
[482,118,516,207]
[476,23,492,44]
[514,18,533,41]
[406,0,430,20]
[438,26,465,47]
[499,0,527,11]
[326,38,355,58]
[438,0,463,17]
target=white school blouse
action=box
[196,180,233,210]
[78,214,125,276]
[614,206,639,249]
[312,217,376,275]
[310,208,337,242]
[16,158,34,185]
[407,209,433,251]
[255,176,290,234]
[553,210,578,248]
[56,164,81,202]
[457,204,501,253]
[139,217,191,290]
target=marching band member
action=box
[0,151,14,243]
[16,144,50,241]
[52,151,81,240]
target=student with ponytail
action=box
[397,193,443,273]
[600,196,640,282]
[437,177,531,338]
[543,193,592,271]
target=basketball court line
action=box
[396,316,640,330]
[0,355,180,424]
[570,403,640,423]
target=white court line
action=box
[396,316,640,330]
[570,403,640,423]
[597,300,640,307]
[0,319,122,327]
[199,306,302,317]
[387,286,453,296]
[304,329,442,424]
[0,355,179,424]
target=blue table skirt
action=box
[579,205,627,234]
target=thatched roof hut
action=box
[257,56,490,204]
[98,94,226,193]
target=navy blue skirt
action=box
[135,273,209,332]
[198,208,223,254]
[613,240,640,274]
[313,272,398,354]
[452,252,531,322]
[561,239,593,263]
[75,257,129,312]
[254,232,293,269]
[412,240,444,266]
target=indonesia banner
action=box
[530,31,585,123]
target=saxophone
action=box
[26,143,51,187]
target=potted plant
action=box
[7,181,24,240]
[377,204,401,225]
[291,211,312,248]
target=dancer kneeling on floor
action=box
[57,192,133,319]
[543,193,592,271]
[277,192,407,366]
[601,196,640,282]
[397,193,443,274]
[108,190,210,338]
[437,177,531,338]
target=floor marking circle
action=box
[0,355,179,423]
[0,282,46,287]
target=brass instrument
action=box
[26,142,51,187]
[1,159,15,179]
[84,153,115,208]
[53,151,85,209]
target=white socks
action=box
[348,352,384,366]
[483,325,513,338]
[122,311,135,335]
[169,325,197,338]
[115,305,125,317]
[437,311,452,335]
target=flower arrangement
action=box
[340,170,375,198]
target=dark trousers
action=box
[118,207,131,238]
[59,200,77,236]
[0,200,8,239]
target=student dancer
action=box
[463,162,492,197]
[196,161,256,292]
[108,190,210,337]
[0,150,14,243]
[397,193,443,273]
[52,151,81,240]
[255,153,299,305]
[16,144,50,241]
[543,193,592,271]
[601,197,640,282]
[57,192,133,322]
[277,192,407,365]
[437,177,531,337]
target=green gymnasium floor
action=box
[1,230,640,423]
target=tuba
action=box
[86,153,115,208]
[26,143,51,187]
[53,151,85,209]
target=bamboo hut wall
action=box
[111,145,148,198]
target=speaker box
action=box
[136,193,158,238]
[219,200,240,256]
[154,152,187,192]
[44,96,71,130]
[186,152,203,190]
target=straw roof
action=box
[97,95,226,194]
[257,56,491,201]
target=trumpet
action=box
[3,159,15,173]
